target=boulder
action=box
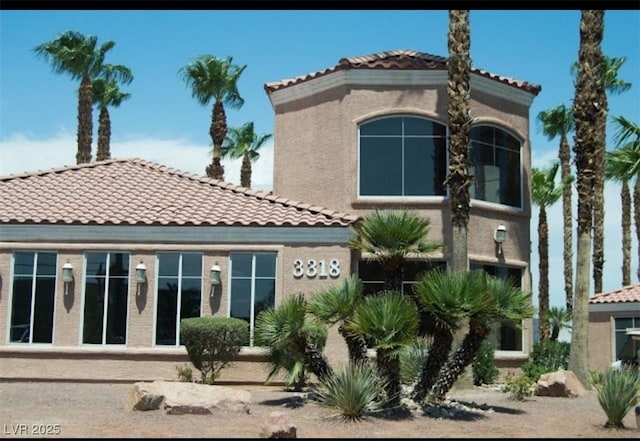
[535,369,587,398]
[259,411,297,438]
[128,380,251,414]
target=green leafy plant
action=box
[501,374,534,400]
[312,361,388,421]
[175,364,193,383]
[472,340,499,386]
[590,366,640,428]
[180,316,249,384]
[521,340,570,382]
[400,337,432,385]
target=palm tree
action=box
[531,162,572,342]
[544,306,572,342]
[34,31,130,164]
[349,210,441,293]
[346,291,418,409]
[537,104,575,312]
[569,9,607,389]
[221,122,272,188]
[254,293,333,390]
[92,67,133,161]
[410,269,475,403]
[606,116,640,284]
[443,9,473,273]
[307,276,369,364]
[179,55,246,180]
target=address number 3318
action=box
[293,259,340,278]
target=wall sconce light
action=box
[62,260,74,295]
[210,262,221,287]
[135,260,147,296]
[494,224,507,255]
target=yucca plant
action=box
[400,337,432,385]
[313,361,388,421]
[591,366,640,428]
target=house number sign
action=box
[293,259,340,278]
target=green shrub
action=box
[180,316,249,384]
[399,337,431,385]
[501,374,534,400]
[313,361,387,421]
[175,364,193,382]
[591,366,640,428]
[472,341,499,386]
[521,340,570,382]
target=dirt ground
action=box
[0,380,638,438]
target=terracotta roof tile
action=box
[0,158,360,227]
[589,284,640,304]
[265,49,541,96]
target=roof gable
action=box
[0,158,359,227]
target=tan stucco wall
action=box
[588,311,614,371]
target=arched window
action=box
[359,116,447,197]
[470,125,522,208]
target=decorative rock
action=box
[259,411,297,438]
[535,369,587,398]
[128,380,251,414]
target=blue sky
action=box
[1,10,639,313]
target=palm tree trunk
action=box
[338,323,369,364]
[538,206,550,342]
[303,342,334,384]
[411,328,453,403]
[634,178,640,281]
[621,181,631,285]
[240,153,252,188]
[559,135,573,312]
[96,106,111,161]
[207,100,226,180]
[76,74,93,164]
[376,348,402,409]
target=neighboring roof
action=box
[589,284,640,305]
[0,158,360,227]
[264,49,542,96]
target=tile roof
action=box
[0,158,360,227]
[589,284,640,304]
[264,49,542,95]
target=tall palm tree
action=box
[572,56,631,294]
[34,31,130,164]
[221,121,272,188]
[569,9,607,389]
[346,291,418,409]
[531,162,572,342]
[443,9,473,273]
[92,67,133,161]
[410,269,475,403]
[349,210,441,293]
[307,276,369,364]
[606,116,640,284]
[179,55,246,181]
[537,104,575,312]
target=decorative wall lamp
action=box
[135,260,147,296]
[210,262,222,287]
[62,260,74,295]
[494,224,507,255]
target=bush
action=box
[399,337,431,385]
[180,317,249,384]
[313,361,387,421]
[521,340,570,382]
[501,373,534,400]
[590,366,640,428]
[175,364,193,382]
[472,341,499,386]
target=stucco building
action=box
[1,49,543,382]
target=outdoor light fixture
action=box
[494,224,507,255]
[135,261,147,296]
[62,260,74,295]
[210,262,221,286]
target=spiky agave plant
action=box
[591,366,640,428]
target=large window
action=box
[359,116,447,197]
[82,252,129,345]
[358,259,446,296]
[155,252,202,346]
[470,262,524,351]
[229,252,276,346]
[9,251,56,344]
[614,317,640,363]
[470,125,522,208]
